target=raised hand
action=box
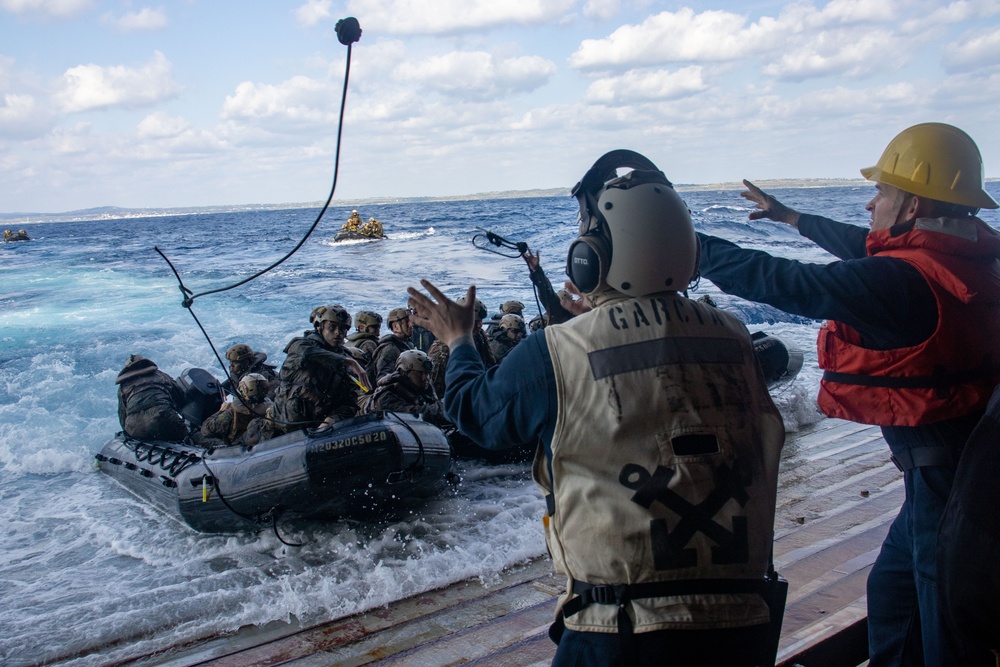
[740,180,801,227]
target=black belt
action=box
[557,577,773,666]
[563,578,770,617]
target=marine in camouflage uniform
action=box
[346,310,383,362]
[268,305,360,435]
[360,217,383,238]
[521,249,574,328]
[342,210,362,232]
[488,313,525,364]
[457,296,496,368]
[201,373,272,447]
[361,350,445,424]
[220,343,279,398]
[424,303,494,413]
[427,339,450,400]
[115,355,189,441]
[367,307,414,385]
[485,299,524,337]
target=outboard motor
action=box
[176,367,224,428]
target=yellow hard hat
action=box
[860,122,997,209]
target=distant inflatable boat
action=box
[334,230,387,242]
[96,412,453,533]
[3,229,30,242]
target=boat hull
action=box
[96,412,453,532]
[334,230,386,242]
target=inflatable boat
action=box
[334,230,387,242]
[96,411,454,533]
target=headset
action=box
[567,149,697,296]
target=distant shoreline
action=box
[5,177,997,224]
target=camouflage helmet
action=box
[456,296,488,321]
[396,349,433,373]
[237,373,269,404]
[316,304,352,329]
[387,307,411,325]
[115,354,159,384]
[225,343,254,362]
[355,310,383,329]
[499,313,525,332]
[500,300,524,315]
[309,305,327,325]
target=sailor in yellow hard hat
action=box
[696,122,1000,666]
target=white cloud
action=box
[55,51,181,113]
[136,112,189,139]
[347,0,576,34]
[395,51,555,99]
[295,0,332,28]
[136,112,226,154]
[583,0,620,21]
[0,0,91,18]
[901,0,1000,33]
[221,75,342,129]
[585,66,708,103]
[0,93,54,138]
[763,28,905,80]
[806,0,896,26]
[570,9,763,69]
[102,7,168,31]
[943,26,1000,71]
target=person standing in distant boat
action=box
[407,150,786,667]
[696,122,1000,667]
[116,355,189,442]
[342,209,362,233]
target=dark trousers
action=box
[867,465,994,667]
[551,625,770,667]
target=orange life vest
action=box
[818,217,1000,426]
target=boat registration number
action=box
[309,430,389,454]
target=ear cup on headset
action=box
[566,234,610,294]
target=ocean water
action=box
[2,184,998,666]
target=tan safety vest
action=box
[539,291,785,633]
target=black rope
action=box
[471,228,528,258]
[270,508,305,547]
[154,26,360,426]
[385,411,426,473]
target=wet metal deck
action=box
[133,418,900,667]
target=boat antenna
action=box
[154,17,363,406]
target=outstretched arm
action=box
[741,180,801,228]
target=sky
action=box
[2,0,999,213]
